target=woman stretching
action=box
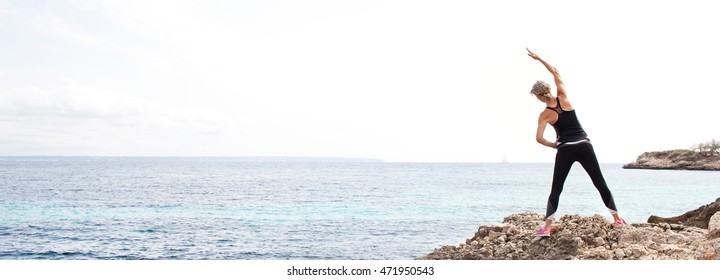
[527,48,627,236]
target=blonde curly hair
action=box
[530,80,552,99]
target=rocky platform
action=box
[420,198,720,260]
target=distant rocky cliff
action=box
[420,198,720,260]
[623,149,720,170]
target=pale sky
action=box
[1,0,718,162]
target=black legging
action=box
[545,142,618,220]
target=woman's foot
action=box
[534,227,551,237]
[612,218,628,227]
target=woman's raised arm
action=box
[527,48,566,98]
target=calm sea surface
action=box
[1,157,719,259]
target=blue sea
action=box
[1,157,719,260]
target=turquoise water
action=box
[1,157,719,259]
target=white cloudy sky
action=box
[1,0,718,162]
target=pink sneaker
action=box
[534,227,551,237]
[613,218,628,227]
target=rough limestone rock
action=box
[647,198,720,229]
[708,212,720,239]
[420,211,720,260]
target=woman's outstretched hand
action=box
[527,47,540,60]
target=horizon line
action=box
[0,155,632,164]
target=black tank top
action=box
[547,98,588,144]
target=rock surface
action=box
[420,199,720,260]
[709,212,720,239]
[623,149,720,170]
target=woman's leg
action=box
[545,148,575,222]
[576,143,621,219]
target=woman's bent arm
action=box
[536,114,557,149]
